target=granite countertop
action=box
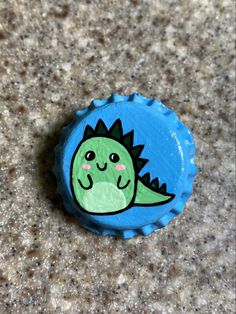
[0,1,235,313]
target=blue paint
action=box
[53,93,197,238]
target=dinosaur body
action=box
[71,119,174,215]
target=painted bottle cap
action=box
[53,93,197,238]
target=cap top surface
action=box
[54,94,197,238]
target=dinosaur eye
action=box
[109,153,120,163]
[85,151,95,161]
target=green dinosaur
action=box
[71,119,175,215]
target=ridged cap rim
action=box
[53,93,197,239]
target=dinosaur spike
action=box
[134,180,175,207]
[83,125,94,139]
[136,158,148,171]
[109,119,123,139]
[159,183,167,193]
[123,130,134,148]
[95,119,108,135]
[131,145,144,157]
[150,178,159,191]
[142,173,151,184]
[82,119,150,176]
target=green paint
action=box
[83,182,127,213]
[71,119,175,215]
[72,137,135,214]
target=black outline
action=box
[78,174,93,190]
[96,162,107,171]
[117,176,131,190]
[85,150,96,161]
[70,118,175,216]
[109,153,120,163]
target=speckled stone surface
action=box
[0,0,235,313]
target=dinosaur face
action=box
[70,119,174,215]
[71,137,136,214]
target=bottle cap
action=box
[53,93,197,238]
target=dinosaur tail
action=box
[134,173,175,206]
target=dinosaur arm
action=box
[134,179,174,206]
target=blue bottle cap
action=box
[53,93,197,238]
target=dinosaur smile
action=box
[96,163,107,171]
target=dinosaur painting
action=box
[70,119,175,215]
